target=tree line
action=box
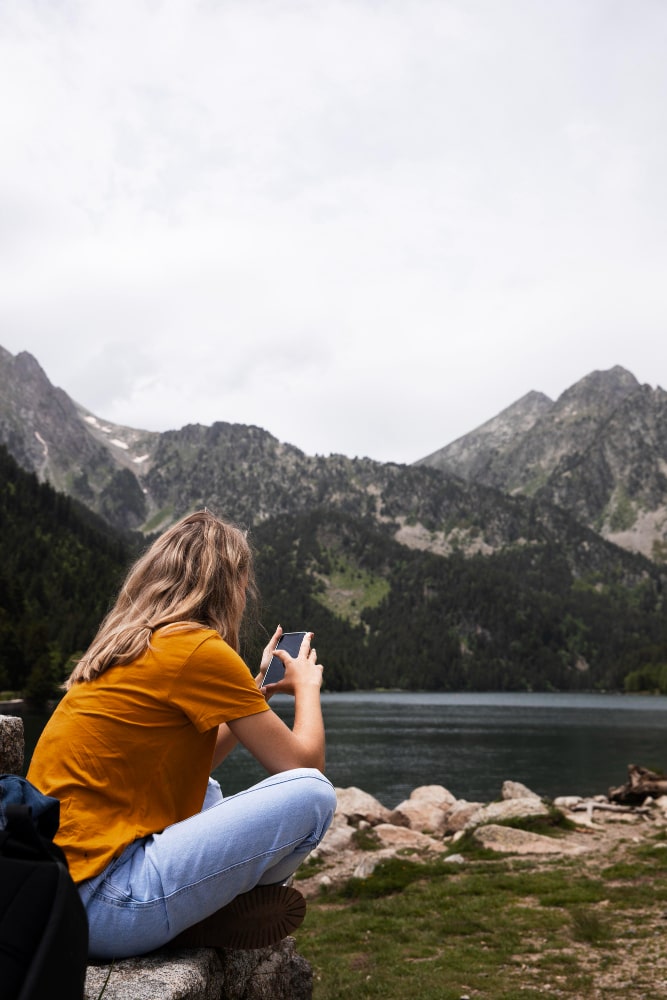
[3,445,667,704]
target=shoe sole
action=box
[168,884,307,950]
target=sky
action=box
[1,0,666,465]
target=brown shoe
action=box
[167,885,307,951]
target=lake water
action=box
[21,691,667,810]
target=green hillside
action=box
[0,445,138,703]
[3,444,667,699]
[249,509,667,693]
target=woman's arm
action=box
[227,633,326,773]
[211,723,239,770]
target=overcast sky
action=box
[1,1,666,465]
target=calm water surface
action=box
[22,691,667,810]
[214,691,667,807]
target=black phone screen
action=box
[261,631,307,687]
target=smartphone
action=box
[261,631,308,687]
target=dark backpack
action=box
[0,775,88,1000]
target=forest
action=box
[2,445,667,704]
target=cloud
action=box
[1,0,666,462]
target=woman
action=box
[27,510,336,959]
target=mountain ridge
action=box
[416,366,667,561]
[2,346,666,562]
[3,345,667,695]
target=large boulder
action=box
[464,797,550,830]
[472,824,584,856]
[84,939,313,1000]
[373,824,448,853]
[389,784,458,834]
[334,787,392,826]
[441,800,485,834]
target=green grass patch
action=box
[569,905,613,945]
[351,827,382,852]
[497,805,578,836]
[296,839,667,999]
[294,855,327,880]
[314,554,390,625]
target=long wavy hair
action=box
[67,510,256,687]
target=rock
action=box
[408,784,458,808]
[84,950,224,1000]
[311,816,356,857]
[0,715,24,774]
[501,780,541,801]
[553,795,583,809]
[464,797,550,830]
[84,938,314,1000]
[334,787,392,826]
[566,810,597,829]
[352,855,381,879]
[443,853,466,865]
[441,800,485,833]
[373,823,447,853]
[84,939,314,1000]
[388,800,450,834]
[472,824,584,855]
[220,937,313,1000]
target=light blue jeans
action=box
[79,768,336,959]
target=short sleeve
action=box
[168,632,270,732]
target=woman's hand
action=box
[255,625,283,691]
[262,631,323,698]
[231,630,326,773]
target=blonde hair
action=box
[67,510,255,686]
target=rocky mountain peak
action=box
[414,390,553,479]
[417,365,667,561]
[551,366,640,419]
[13,349,51,383]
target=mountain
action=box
[3,345,667,695]
[0,349,656,566]
[0,346,157,530]
[416,367,667,562]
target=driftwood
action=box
[608,764,667,805]
[572,800,652,816]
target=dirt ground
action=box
[298,800,667,999]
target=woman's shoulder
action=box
[152,623,221,651]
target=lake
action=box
[20,691,667,810]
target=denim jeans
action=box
[78,768,337,959]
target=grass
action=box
[294,834,667,999]
[314,554,390,625]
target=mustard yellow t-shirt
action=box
[27,627,269,883]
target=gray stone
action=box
[84,939,313,1000]
[472,823,585,855]
[312,816,356,857]
[407,784,457,808]
[84,950,224,1000]
[220,938,313,1000]
[464,797,550,830]
[373,823,446,853]
[553,795,583,809]
[441,800,484,833]
[388,800,449,834]
[501,780,541,801]
[0,715,24,774]
[334,786,392,826]
[353,855,381,879]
